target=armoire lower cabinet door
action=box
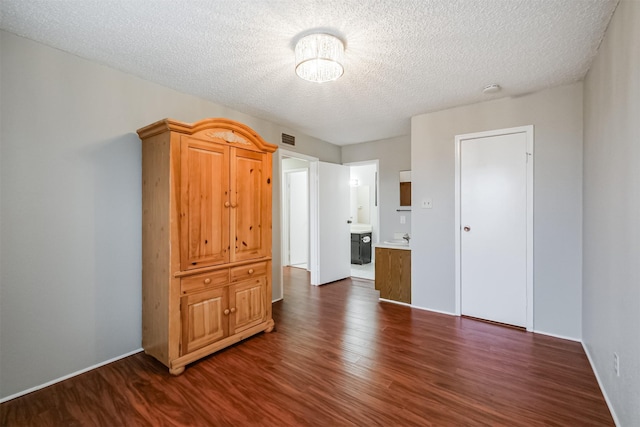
[229,277,266,334]
[181,287,228,355]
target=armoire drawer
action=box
[181,268,229,295]
[230,261,267,283]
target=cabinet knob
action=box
[230,307,236,313]
[231,203,238,208]
[248,268,254,275]
[204,278,211,285]
[224,201,230,208]
[224,309,230,315]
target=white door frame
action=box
[454,125,534,331]
[279,149,320,295]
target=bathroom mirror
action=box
[351,185,371,223]
[399,170,411,206]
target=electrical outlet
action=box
[400,215,406,224]
[421,198,433,209]
[614,353,620,377]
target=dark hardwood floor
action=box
[1,267,613,426]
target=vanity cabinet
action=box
[138,118,277,375]
[375,247,411,303]
[351,232,372,264]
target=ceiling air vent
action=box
[282,133,295,146]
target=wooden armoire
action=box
[137,118,277,375]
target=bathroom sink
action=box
[350,223,372,233]
[382,239,409,246]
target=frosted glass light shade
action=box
[295,33,344,83]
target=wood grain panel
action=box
[180,137,229,270]
[230,277,266,334]
[167,132,182,364]
[229,261,267,283]
[181,288,227,355]
[231,148,266,262]
[141,132,171,365]
[0,267,613,426]
[180,268,229,295]
[375,247,411,303]
[400,181,412,206]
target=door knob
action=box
[347,220,352,224]
[463,226,471,232]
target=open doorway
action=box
[281,156,311,271]
[346,161,379,280]
[280,150,358,294]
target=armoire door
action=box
[180,137,230,270]
[229,277,266,334]
[180,287,228,355]
[231,148,269,262]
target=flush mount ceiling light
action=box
[295,33,344,83]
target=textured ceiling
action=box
[0,0,618,145]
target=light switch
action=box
[421,198,433,209]
[400,215,406,224]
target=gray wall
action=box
[583,0,640,425]
[341,135,412,242]
[411,82,584,339]
[0,30,339,399]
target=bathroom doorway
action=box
[346,160,379,280]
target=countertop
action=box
[374,242,411,251]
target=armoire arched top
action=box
[137,118,278,154]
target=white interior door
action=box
[288,170,308,266]
[315,161,350,285]
[460,130,530,327]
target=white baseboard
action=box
[272,296,283,303]
[533,329,581,342]
[410,304,457,316]
[378,298,412,307]
[0,348,143,404]
[378,299,457,316]
[582,342,620,427]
